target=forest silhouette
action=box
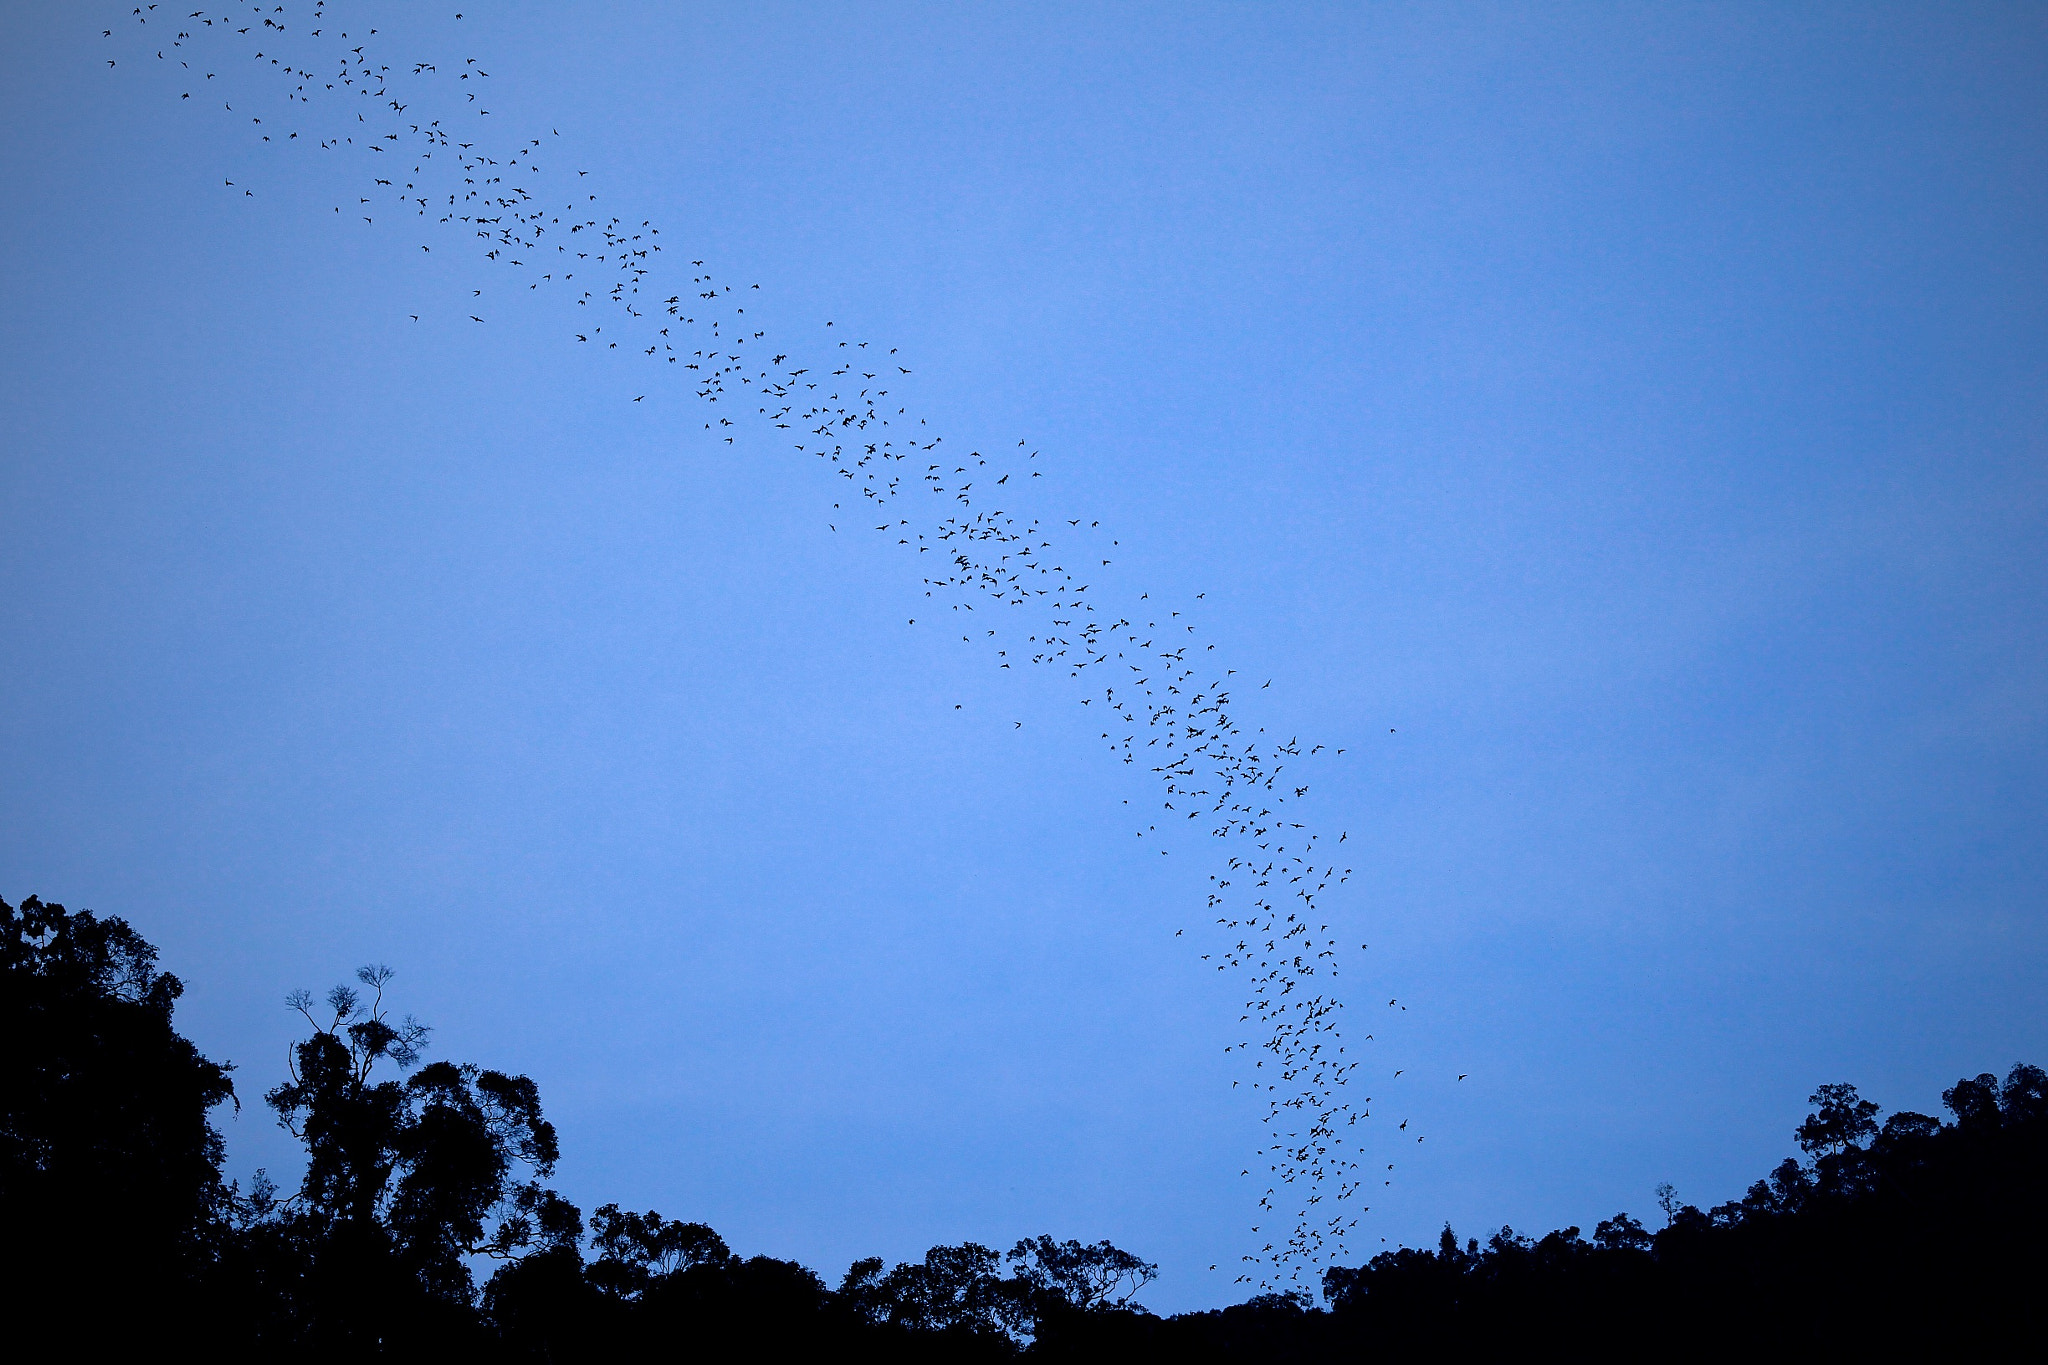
[4,893,2039,1358]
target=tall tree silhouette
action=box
[244,966,576,1350]
[0,895,234,1338]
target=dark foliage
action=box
[0,895,234,1342]
[1303,1066,2048,1357]
[5,893,2043,1359]
[219,964,574,1355]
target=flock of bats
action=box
[108,0,1429,1286]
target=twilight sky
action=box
[2,1,2044,1308]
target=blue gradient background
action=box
[3,1,2044,1307]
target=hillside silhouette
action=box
[4,893,2039,1357]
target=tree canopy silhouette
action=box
[3,892,2041,1358]
[0,895,234,1339]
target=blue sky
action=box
[2,1,2044,1307]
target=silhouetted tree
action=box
[0,895,234,1338]
[585,1201,730,1299]
[812,1234,1163,1355]
[1002,1235,1161,1355]
[867,1240,1016,1339]
[242,966,574,1351]
[486,1198,863,1360]
[1796,1081,1882,1156]
[1006,1233,1158,1313]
